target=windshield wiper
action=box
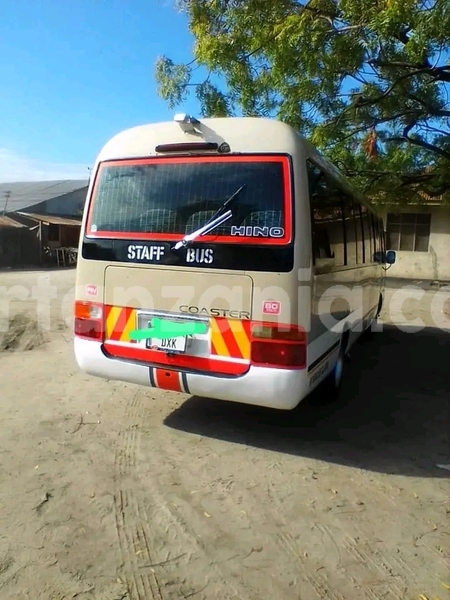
[172,184,247,251]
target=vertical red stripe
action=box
[245,320,251,334]
[154,368,182,392]
[103,305,110,341]
[241,319,251,337]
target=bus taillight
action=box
[250,323,306,369]
[74,301,104,341]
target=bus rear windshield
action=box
[87,155,291,245]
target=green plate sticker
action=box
[129,317,208,341]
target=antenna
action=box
[3,191,11,216]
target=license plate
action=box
[146,336,187,353]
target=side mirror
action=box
[385,250,396,265]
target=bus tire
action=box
[317,334,348,404]
[365,294,383,340]
[376,293,383,318]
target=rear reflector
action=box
[251,340,306,369]
[75,317,103,340]
[74,301,103,340]
[250,322,306,369]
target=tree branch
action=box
[332,110,422,140]
[353,68,433,109]
[407,93,450,117]
[387,134,450,160]
[369,60,450,83]
[300,2,339,21]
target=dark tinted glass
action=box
[89,160,286,236]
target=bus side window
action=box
[312,207,334,260]
[371,213,377,255]
[361,204,373,263]
[307,160,345,268]
[355,202,366,265]
[371,213,382,259]
[342,196,358,266]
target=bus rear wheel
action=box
[317,335,348,404]
[364,294,383,340]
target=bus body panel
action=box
[74,337,337,410]
[74,116,385,410]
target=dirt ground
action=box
[0,268,448,600]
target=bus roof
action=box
[96,116,307,163]
[94,115,378,215]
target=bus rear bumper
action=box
[74,337,309,410]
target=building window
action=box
[386,213,431,252]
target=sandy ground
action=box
[0,268,449,600]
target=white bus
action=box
[74,115,396,409]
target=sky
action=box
[0,0,202,182]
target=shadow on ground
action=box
[164,325,450,478]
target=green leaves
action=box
[155,57,191,108]
[155,0,450,203]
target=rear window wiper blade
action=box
[172,184,247,250]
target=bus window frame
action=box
[307,156,380,270]
[84,153,294,247]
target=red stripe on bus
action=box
[154,368,182,392]
[102,343,249,376]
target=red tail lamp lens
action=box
[250,323,306,369]
[74,301,103,340]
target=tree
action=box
[155,0,450,203]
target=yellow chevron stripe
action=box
[229,320,251,359]
[105,306,122,339]
[120,309,137,342]
[210,318,230,357]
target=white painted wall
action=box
[379,205,450,281]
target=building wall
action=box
[379,205,450,281]
[27,187,88,217]
[46,224,81,248]
[0,228,41,268]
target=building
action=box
[377,198,450,283]
[0,215,39,268]
[0,179,89,217]
[0,180,88,268]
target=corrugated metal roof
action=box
[18,212,82,226]
[0,180,89,212]
[0,215,25,228]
